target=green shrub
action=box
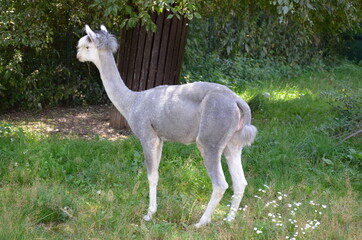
[0,0,109,112]
[188,1,361,62]
[182,54,325,92]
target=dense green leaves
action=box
[91,0,200,32]
[0,0,361,111]
[186,0,361,61]
[0,0,108,111]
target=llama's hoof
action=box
[224,215,236,222]
[225,212,236,222]
[143,214,152,221]
[195,218,211,228]
[194,222,203,228]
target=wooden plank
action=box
[170,17,184,84]
[117,28,127,71]
[174,18,188,84]
[120,28,133,83]
[110,106,120,129]
[139,14,157,91]
[163,16,179,85]
[132,24,147,91]
[126,24,141,89]
[155,12,171,86]
[147,12,164,89]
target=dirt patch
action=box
[0,105,131,140]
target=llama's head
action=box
[77,25,118,63]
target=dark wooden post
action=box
[109,11,188,130]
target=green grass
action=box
[0,62,361,239]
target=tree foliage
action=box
[0,0,108,111]
[91,0,200,32]
[0,0,361,111]
[187,0,362,61]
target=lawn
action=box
[0,62,361,239]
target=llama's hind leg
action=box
[195,146,228,228]
[142,137,163,221]
[223,141,247,222]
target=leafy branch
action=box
[91,0,201,32]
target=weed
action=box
[319,86,362,140]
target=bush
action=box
[0,50,108,111]
[182,54,325,91]
[0,0,109,112]
[190,1,361,62]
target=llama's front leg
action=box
[142,138,163,221]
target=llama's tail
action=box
[236,99,257,147]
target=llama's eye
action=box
[86,46,89,49]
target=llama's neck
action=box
[96,50,135,119]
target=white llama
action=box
[77,25,257,228]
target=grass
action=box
[0,62,361,239]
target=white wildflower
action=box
[241,205,248,211]
[254,227,262,234]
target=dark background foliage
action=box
[0,0,361,112]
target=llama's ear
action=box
[85,25,97,42]
[100,25,108,33]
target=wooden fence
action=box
[110,11,188,130]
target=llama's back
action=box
[149,81,232,103]
[131,81,255,145]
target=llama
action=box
[77,25,257,228]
